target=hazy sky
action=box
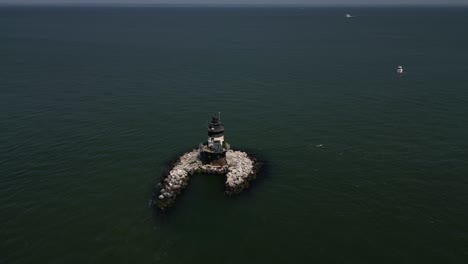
[1,0,467,5]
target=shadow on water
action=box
[148,147,270,221]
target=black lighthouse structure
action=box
[199,113,229,166]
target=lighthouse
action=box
[199,113,229,165]
[207,114,225,152]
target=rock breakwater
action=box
[153,149,260,210]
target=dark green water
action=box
[1,6,468,263]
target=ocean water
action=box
[1,6,468,263]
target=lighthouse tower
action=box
[207,114,225,153]
[200,113,229,165]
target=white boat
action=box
[345,14,352,18]
[397,66,404,74]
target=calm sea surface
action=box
[1,6,468,263]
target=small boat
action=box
[397,66,404,74]
[345,14,352,18]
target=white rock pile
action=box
[225,150,256,194]
[154,150,200,209]
[154,149,259,210]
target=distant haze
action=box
[1,0,468,6]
